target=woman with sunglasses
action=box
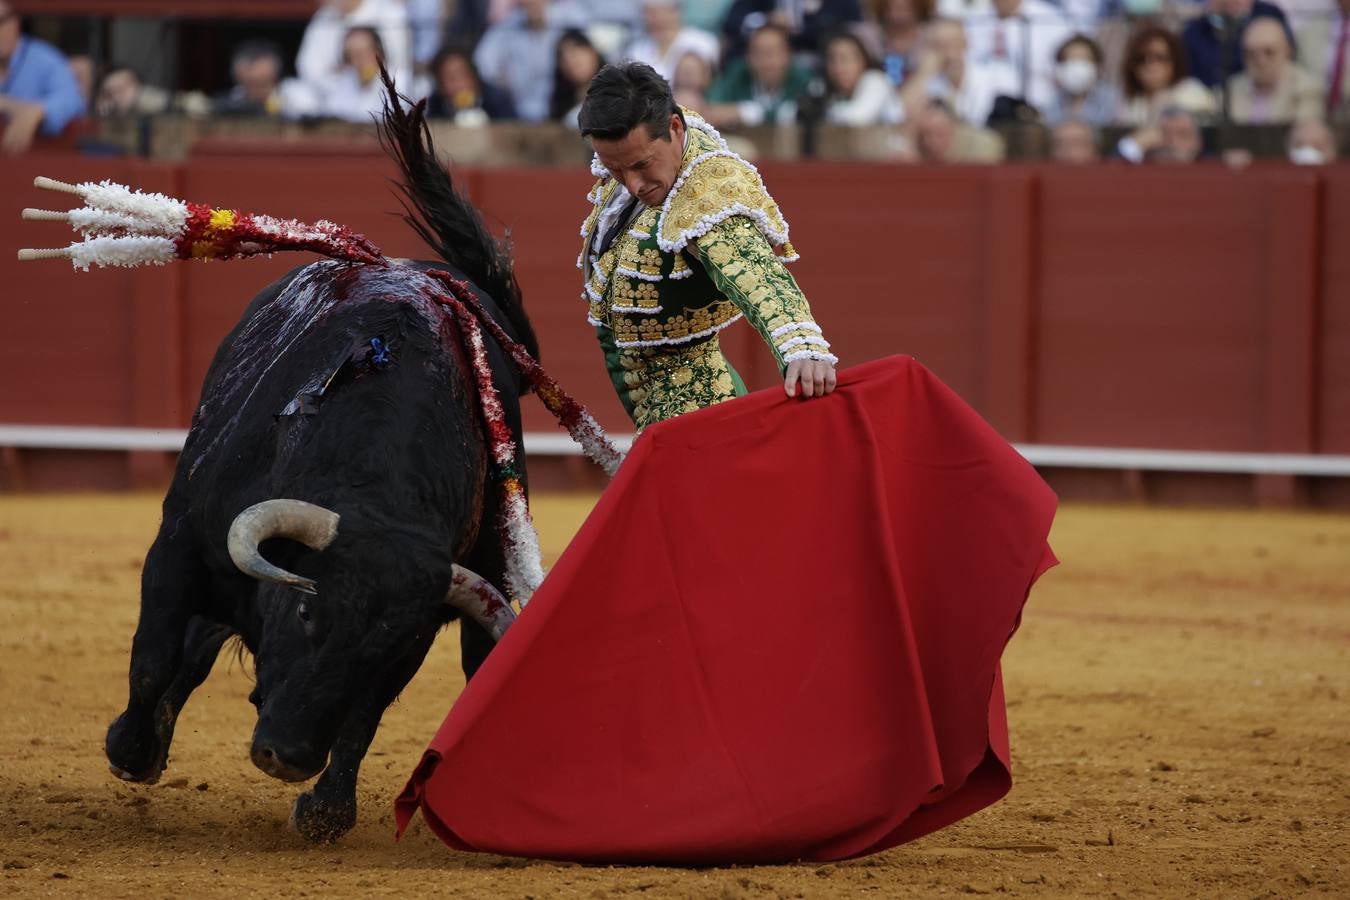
[1118,24,1216,127]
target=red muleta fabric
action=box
[394,355,1058,864]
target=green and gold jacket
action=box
[579,113,836,427]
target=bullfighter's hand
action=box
[784,358,837,399]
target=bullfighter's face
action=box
[591,112,687,209]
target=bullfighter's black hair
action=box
[375,64,540,361]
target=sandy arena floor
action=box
[0,494,1346,898]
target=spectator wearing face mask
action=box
[1050,118,1100,163]
[1226,17,1323,123]
[1286,117,1337,164]
[1181,0,1292,89]
[1043,34,1118,126]
[705,23,812,127]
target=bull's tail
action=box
[376,65,540,360]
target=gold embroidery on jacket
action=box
[612,279,661,311]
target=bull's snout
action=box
[250,740,325,783]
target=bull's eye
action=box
[297,602,312,624]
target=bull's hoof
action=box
[105,712,165,784]
[290,791,356,844]
[109,764,161,785]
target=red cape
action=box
[395,356,1057,864]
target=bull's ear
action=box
[228,500,339,592]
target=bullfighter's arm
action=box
[690,217,837,374]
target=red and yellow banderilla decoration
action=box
[19,176,382,269]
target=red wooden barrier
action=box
[2,156,1347,497]
[1322,171,1350,456]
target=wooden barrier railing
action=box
[79,117,1350,165]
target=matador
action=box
[577,62,838,429]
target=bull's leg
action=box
[289,636,438,843]
[137,618,233,778]
[287,719,371,843]
[105,518,209,782]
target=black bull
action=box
[104,96,540,843]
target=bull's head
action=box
[226,499,514,782]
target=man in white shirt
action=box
[901,17,1019,124]
[625,0,721,83]
[962,0,1075,113]
[1225,16,1324,123]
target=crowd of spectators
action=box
[2,0,1348,164]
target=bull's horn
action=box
[446,566,517,642]
[227,500,340,595]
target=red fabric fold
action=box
[395,355,1057,864]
